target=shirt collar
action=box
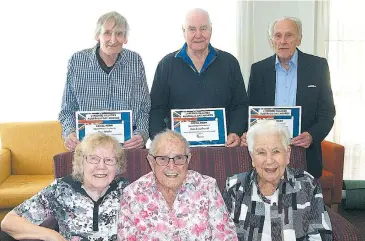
[93,43,122,62]
[175,43,217,58]
[62,175,124,200]
[275,48,298,69]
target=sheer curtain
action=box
[0,0,237,123]
[328,0,365,180]
[236,0,255,90]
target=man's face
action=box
[183,11,212,53]
[270,19,301,63]
[96,20,127,57]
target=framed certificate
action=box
[171,108,227,147]
[76,110,132,144]
[249,106,301,138]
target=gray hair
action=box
[94,11,130,39]
[149,130,190,156]
[182,8,212,33]
[72,132,127,183]
[268,17,302,40]
[246,120,291,153]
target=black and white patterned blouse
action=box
[13,175,129,241]
[223,167,333,241]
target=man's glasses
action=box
[149,154,189,166]
[84,155,118,166]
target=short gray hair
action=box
[182,8,212,33]
[149,130,190,156]
[94,11,130,39]
[72,132,127,183]
[246,120,291,153]
[268,17,302,39]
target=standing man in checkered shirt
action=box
[58,11,150,151]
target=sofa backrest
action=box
[53,146,306,193]
[0,121,66,175]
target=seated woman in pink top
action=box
[117,130,238,240]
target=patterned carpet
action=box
[338,205,365,231]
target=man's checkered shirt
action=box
[58,45,151,141]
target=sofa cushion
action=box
[0,175,53,208]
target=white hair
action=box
[182,8,212,33]
[149,130,190,156]
[268,16,302,39]
[246,120,291,153]
[94,11,130,39]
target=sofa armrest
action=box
[321,140,345,204]
[0,148,11,185]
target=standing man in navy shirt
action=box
[149,8,248,147]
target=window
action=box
[328,0,365,179]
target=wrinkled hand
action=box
[226,133,241,147]
[123,134,145,149]
[64,132,80,151]
[240,132,248,146]
[291,132,313,148]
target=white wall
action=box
[0,0,236,123]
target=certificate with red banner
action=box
[249,106,301,138]
[75,110,132,144]
[171,108,227,146]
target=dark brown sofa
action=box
[1,145,363,241]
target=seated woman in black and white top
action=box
[223,120,332,241]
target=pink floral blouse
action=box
[117,170,238,240]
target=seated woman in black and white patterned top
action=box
[0,132,129,241]
[223,120,333,241]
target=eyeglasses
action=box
[84,155,118,166]
[149,154,189,166]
